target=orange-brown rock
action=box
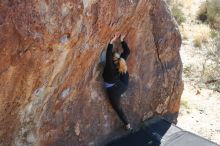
[0,0,183,145]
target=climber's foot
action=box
[125,123,133,132]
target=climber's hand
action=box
[110,34,119,44]
[120,34,126,42]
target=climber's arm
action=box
[105,35,118,68]
[120,41,130,60]
[106,43,114,67]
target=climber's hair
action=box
[118,58,127,74]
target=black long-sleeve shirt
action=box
[102,41,130,84]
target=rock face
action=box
[0,0,183,146]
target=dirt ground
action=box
[173,0,220,144]
[177,83,220,144]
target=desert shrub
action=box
[193,24,211,47]
[166,0,190,24]
[193,35,203,48]
[193,34,209,48]
[210,29,219,38]
[197,2,208,22]
[197,0,220,29]
[181,100,190,109]
[216,32,220,49]
[201,32,220,92]
[183,64,193,77]
[207,0,220,28]
[171,6,186,24]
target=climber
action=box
[102,33,132,131]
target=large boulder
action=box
[0,0,183,145]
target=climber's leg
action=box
[107,84,129,125]
[109,94,129,125]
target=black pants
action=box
[106,73,129,125]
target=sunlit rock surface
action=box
[0,0,183,145]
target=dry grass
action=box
[207,0,220,29]
[193,24,211,47]
[193,35,205,47]
[202,34,220,91]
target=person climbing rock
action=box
[102,33,132,131]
